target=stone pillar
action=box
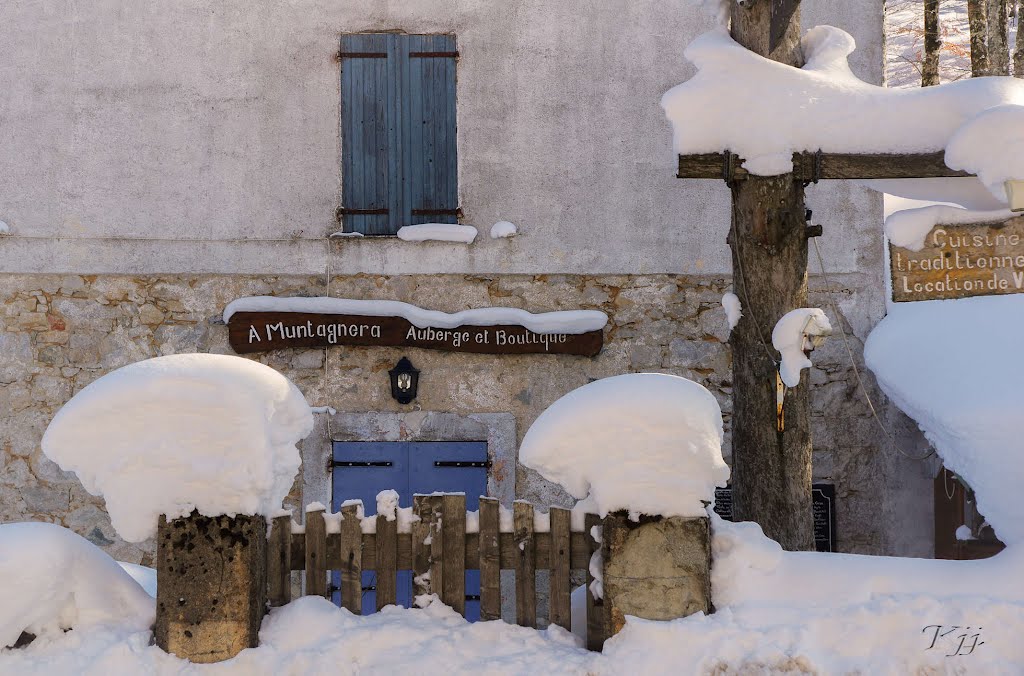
[155,512,267,663]
[601,512,711,636]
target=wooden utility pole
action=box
[727,0,814,551]
[675,7,987,552]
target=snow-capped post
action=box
[521,374,728,639]
[40,354,314,664]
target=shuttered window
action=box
[339,34,458,236]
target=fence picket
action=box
[305,507,328,598]
[442,494,467,616]
[585,513,607,651]
[428,496,444,603]
[412,495,432,598]
[478,497,501,621]
[513,501,537,628]
[339,503,363,614]
[549,507,571,630]
[267,497,602,649]
[376,513,398,610]
[268,514,292,607]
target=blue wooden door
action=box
[340,34,458,235]
[331,441,487,619]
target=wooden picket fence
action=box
[268,494,609,650]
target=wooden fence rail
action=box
[268,494,608,649]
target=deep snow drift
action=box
[6,534,1023,674]
[41,354,314,542]
[0,522,154,649]
[519,373,729,520]
[865,294,1024,546]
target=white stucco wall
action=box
[0,0,884,276]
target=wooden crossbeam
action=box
[677,151,972,181]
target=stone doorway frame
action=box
[299,411,517,510]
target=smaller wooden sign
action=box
[227,312,603,357]
[890,215,1024,302]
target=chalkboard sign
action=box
[713,487,733,521]
[712,483,837,552]
[812,484,837,553]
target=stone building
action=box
[0,0,937,569]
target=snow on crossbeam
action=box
[664,26,1024,183]
[676,150,971,181]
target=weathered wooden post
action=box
[155,512,268,663]
[598,512,711,637]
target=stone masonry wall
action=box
[0,273,931,564]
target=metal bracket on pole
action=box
[776,371,786,432]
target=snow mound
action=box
[884,205,1017,252]
[520,374,729,520]
[772,308,832,388]
[490,221,518,239]
[0,522,154,648]
[7,569,1024,674]
[396,223,478,243]
[662,25,1024,180]
[224,296,608,334]
[865,295,1024,545]
[946,104,1024,204]
[711,514,1024,608]
[41,354,314,542]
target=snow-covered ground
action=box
[4,521,1023,674]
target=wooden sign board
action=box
[227,312,603,357]
[890,215,1024,302]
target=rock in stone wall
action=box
[0,272,931,565]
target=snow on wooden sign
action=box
[224,297,606,357]
[888,214,1024,302]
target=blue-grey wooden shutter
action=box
[340,34,391,236]
[404,35,458,226]
[340,34,457,235]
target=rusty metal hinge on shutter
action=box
[434,461,491,469]
[336,207,389,221]
[409,51,459,58]
[411,208,462,218]
[332,461,394,468]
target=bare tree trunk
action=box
[988,0,1011,74]
[728,1,815,552]
[923,0,942,85]
[969,0,992,75]
[1013,0,1024,76]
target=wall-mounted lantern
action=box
[389,357,420,405]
